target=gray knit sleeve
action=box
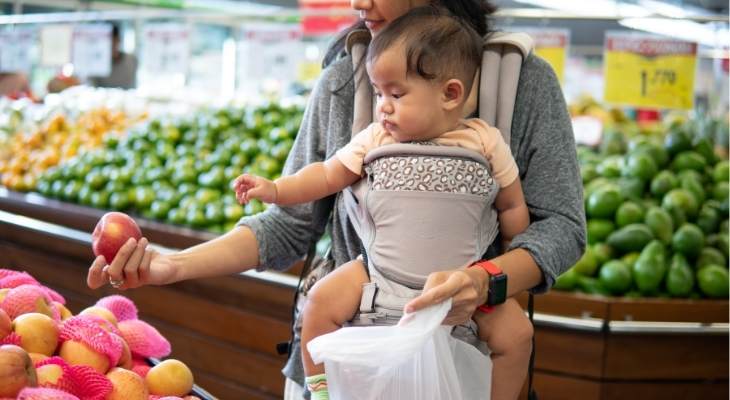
[508,55,587,293]
[236,61,346,272]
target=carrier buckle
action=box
[359,282,378,313]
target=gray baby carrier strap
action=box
[345,31,533,327]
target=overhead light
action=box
[512,0,652,18]
[636,0,684,18]
[637,0,715,19]
[184,0,282,15]
[619,18,729,48]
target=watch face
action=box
[487,274,508,306]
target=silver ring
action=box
[109,277,125,288]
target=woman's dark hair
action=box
[322,1,497,68]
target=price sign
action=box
[40,25,73,66]
[72,24,112,78]
[142,24,190,75]
[523,28,569,84]
[604,32,697,110]
[0,28,35,73]
[298,0,356,36]
[572,116,603,147]
[297,61,321,83]
[238,23,303,93]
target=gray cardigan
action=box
[239,52,586,385]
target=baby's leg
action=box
[301,258,369,376]
[473,298,534,400]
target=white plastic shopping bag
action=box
[307,300,492,400]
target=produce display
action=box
[34,104,302,233]
[0,98,32,138]
[556,116,730,299]
[0,268,199,399]
[0,108,140,192]
[0,88,150,193]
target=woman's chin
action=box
[365,20,384,35]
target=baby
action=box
[236,7,533,400]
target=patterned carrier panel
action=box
[359,143,500,288]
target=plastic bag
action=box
[308,300,491,400]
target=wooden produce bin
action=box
[521,291,729,400]
[0,189,298,400]
[1,189,728,400]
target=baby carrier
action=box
[345,30,532,325]
[281,30,537,398]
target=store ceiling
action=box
[246,0,728,14]
[243,0,728,51]
[1,0,726,51]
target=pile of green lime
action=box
[556,118,729,299]
[35,104,303,233]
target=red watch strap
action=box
[477,305,494,313]
[469,260,502,314]
[469,260,503,276]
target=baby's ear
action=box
[442,79,465,111]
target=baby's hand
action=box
[233,174,278,204]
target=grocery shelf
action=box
[532,313,605,332]
[0,207,299,290]
[2,202,725,334]
[0,187,218,250]
[0,192,727,399]
[530,310,728,334]
[607,320,729,334]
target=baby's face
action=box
[367,45,446,142]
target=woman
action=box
[87,1,586,398]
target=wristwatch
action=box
[468,260,508,312]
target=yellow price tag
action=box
[604,33,697,110]
[528,29,569,84]
[535,46,567,84]
[297,61,322,83]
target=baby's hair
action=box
[367,6,483,98]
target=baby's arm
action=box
[494,179,530,248]
[275,157,360,205]
[235,157,360,206]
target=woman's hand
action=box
[404,266,489,325]
[86,237,176,290]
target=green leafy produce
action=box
[671,223,705,260]
[615,201,645,228]
[35,104,303,233]
[606,223,654,254]
[599,260,633,295]
[644,206,674,245]
[696,247,726,270]
[697,265,729,298]
[632,240,667,295]
[586,185,623,219]
[587,219,615,245]
[665,253,694,297]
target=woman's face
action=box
[351,0,430,36]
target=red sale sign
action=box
[299,0,356,36]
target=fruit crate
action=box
[147,358,217,400]
[0,188,307,277]
[0,187,218,250]
[520,291,728,400]
[0,198,297,399]
[1,188,727,399]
